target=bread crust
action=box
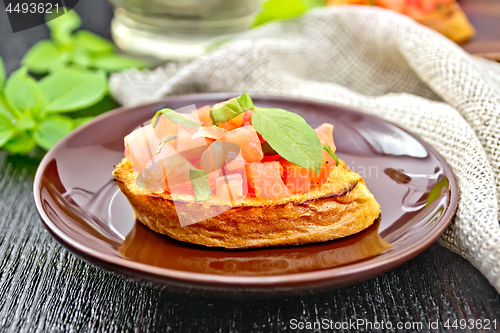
[113,159,381,249]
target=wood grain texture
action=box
[460,0,500,60]
[0,1,499,331]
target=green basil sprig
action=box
[156,134,178,154]
[0,64,105,153]
[189,169,212,201]
[252,107,323,174]
[323,145,339,166]
[210,93,254,125]
[22,9,149,74]
[152,109,202,129]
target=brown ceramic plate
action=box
[33,93,458,297]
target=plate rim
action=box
[33,92,459,288]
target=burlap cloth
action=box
[109,7,500,293]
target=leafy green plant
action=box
[0,61,107,153]
[21,9,149,74]
[253,0,326,27]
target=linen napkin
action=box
[109,6,500,293]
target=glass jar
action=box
[109,0,261,60]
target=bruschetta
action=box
[113,94,381,249]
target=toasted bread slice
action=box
[415,3,474,44]
[327,1,475,43]
[113,158,381,249]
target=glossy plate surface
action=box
[33,93,458,296]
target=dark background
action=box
[0,0,499,332]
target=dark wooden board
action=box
[461,0,500,61]
[0,0,499,331]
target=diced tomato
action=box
[261,154,281,162]
[194,105,212,126]
[310,151,337,189]
[176,125,208,162]
[218,113,245,131]
[241,109,253,126]
[170,181,194,196]
[137,143,194,190]
[124,124,160,173]
[314,123,336,153]
[225,150,246,171]
[192,127,224,141]
[280,160,312,194]
[216,174,245,201]
[245,162,291,199]
[154,114,178,141]
[220,126,264,163]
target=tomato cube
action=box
[220,126,264,163]
[245,162,291,199]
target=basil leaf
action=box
[4,67,45,115]
[39,68,107,113]
[156,134,178,154]
[71,47,93,68]
[0,114,14,146]
[16,113,36,130]
[261,142,278,156]
[252,107,323,173]
[323,145,339,166]
[189,169,211,201]
[73,30,114,55]
[0,57,5,92]
[33,115,74,150]
[209,93,254,125]
[21,40,68,74]
[3,132,36,154]
[46,8,81,33]
[152,109,201,129]
[253,0,307,27]
[93,54,149,72]
[0,98,14,121]
[0,129,15,148]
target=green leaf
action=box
[253,0,307,27]
[189,169,211,201]
[39,68,107,113]
[4,67,45,115]
[71,47,93,68]
[73,30,114,55]
[0,113,13,131]
[152,109,201,129]
[322,145,339,166]
[0,57,5,92]
[0,98,14,120]
[33,115,74,150]
[156,134,178,153]
[68,94,120,119]
[0,129,14,148]
[46,8,81,33]
[210,93,254,125]
[93,54,149,72]
[3,132,36,154]
[0,112,15,148]
[46,9,81,46]
[21,40,68,74]
[16,113,36,130]
[252,107,323,173]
